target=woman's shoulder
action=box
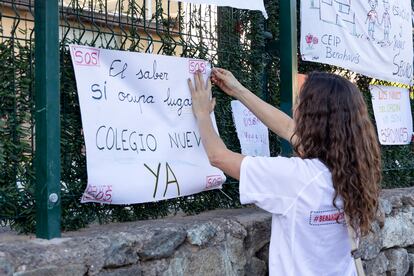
[247,155,328,168]
[243,155,330,177]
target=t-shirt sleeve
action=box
[239,156,305,215]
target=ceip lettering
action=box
[322,34,341,47]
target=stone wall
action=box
[0,187,413,276]
[361,188,414,276]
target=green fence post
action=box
[34,0,61,239]
[279,0,298,156]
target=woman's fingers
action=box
[194,71,201,90]
[196,71,206,90]
[211,76,220,86]
[188,78,195,94]
[189,71,215,118]
[206,77,212,92]
[212,68,226,80]
[210,97,216,113]
[190,71,212,98]
[213,67,228,74]
[198,71,204,88]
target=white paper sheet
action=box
[370,85,413,145]
[172,0,268,18]
[231,100,270,157]
[301,0,413,85]
[69,45,226,204]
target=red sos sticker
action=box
[206,175,222,189]
[82,185,112,203]
[189,60,207,74]
[71,46,100,66]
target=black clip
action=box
[351,249,363,259]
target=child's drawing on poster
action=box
[308,0,357,36]
[301,0,413,85]
[379,0,391,45]
[365,0,379,40]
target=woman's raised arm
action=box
[212,68,296,144]
[188,72,244,179]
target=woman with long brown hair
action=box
[188,69,381,275]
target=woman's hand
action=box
[188,71,216,119]
[211,68,246,98]
[187,71,244,180]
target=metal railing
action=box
[0,0,412,238]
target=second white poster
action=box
[300,0,413,85]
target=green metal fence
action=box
[0,0,413,237]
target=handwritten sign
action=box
[370,85,413,145]
[301,0,413,85]
[231,101,270,157]
[172,0,268,19]
[69,45,226,204]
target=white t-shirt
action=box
[240,156,357,276]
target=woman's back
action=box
[190,69,380,275]
[240,156,357,276]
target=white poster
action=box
[231,100,270,157]
[301,0,413,85]
[69,45,226,204]
[172,0,268,18]
[370,85,413,145]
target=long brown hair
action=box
[292,72,381,236]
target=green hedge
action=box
[0,0,412,233]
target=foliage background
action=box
[0,0,412,233]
